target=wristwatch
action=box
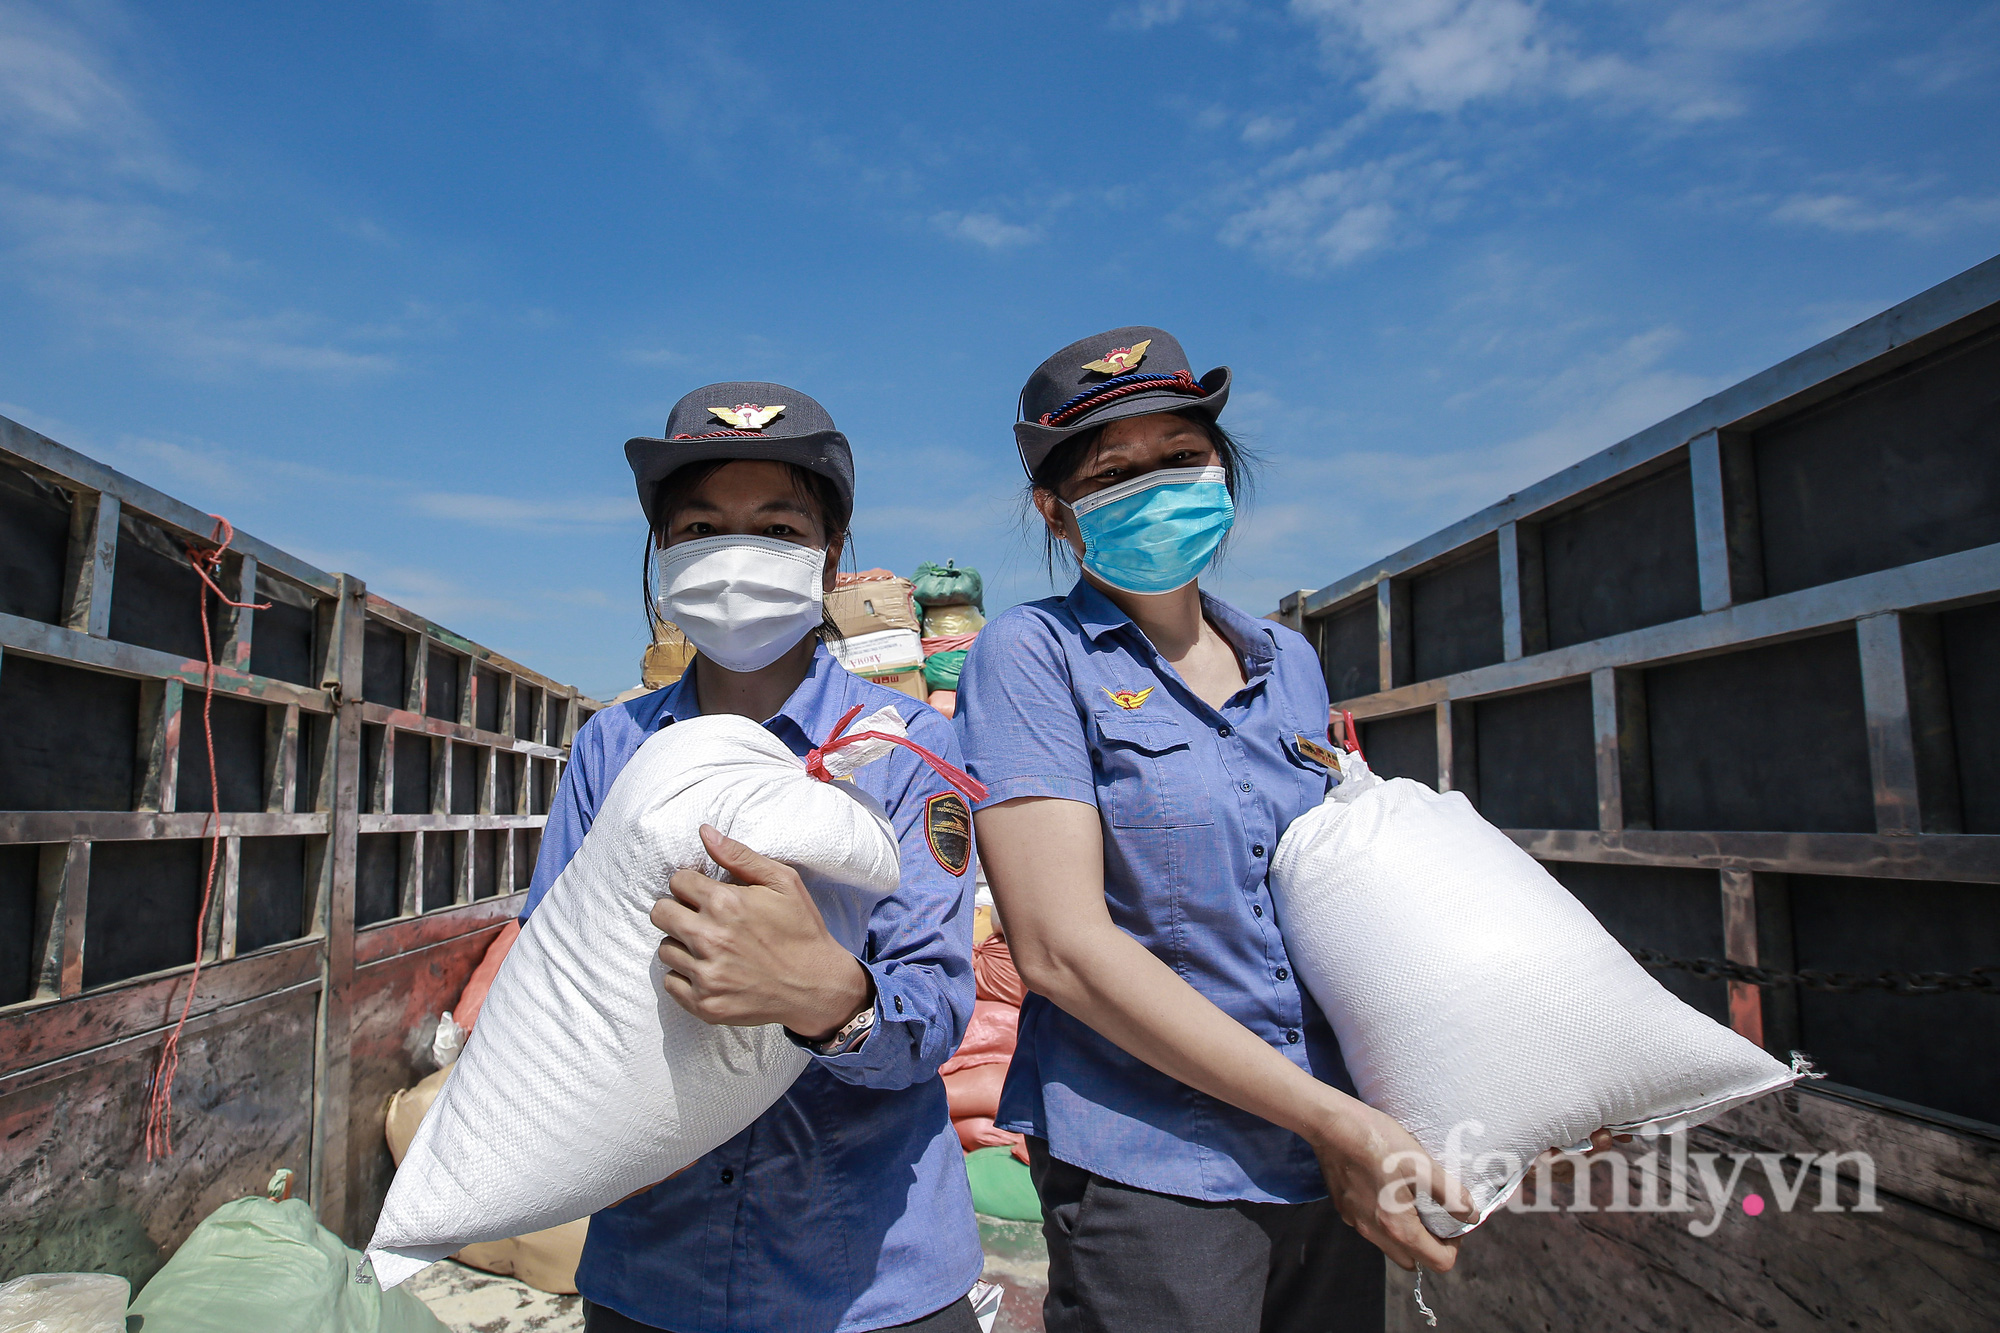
[797,1002,875,1058]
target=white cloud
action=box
[1216,324,1728,611]
[1770,188,2000,239]
[1887,0,2000,96]
[931,209,1043,249]
[1296,0,1560,114]
[1241,115,1296,145]
[0,0,182,183]
[409,492,635,529]
[1106,0,1248,32]
[1288,0,1822,122]
[622,346,687,366]
[0,5,411,378]
[1219,150,1464,273]
[1207,1,1836,280]
[1109,0,1190,31]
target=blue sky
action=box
[1,0,1995,700]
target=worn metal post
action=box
[61,490,119,637]
[1436,701,1478,807]
[311,574,366,1241]
[1498,520,1547,661]
[1592,667,1652,832]
[1720,868,1763,1047]
[1857,611,1963,836]
[1689,429,1764,612]
[1375,576,1410,693]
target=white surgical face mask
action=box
[654,534,827,673]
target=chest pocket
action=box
[1090,711,1214,829]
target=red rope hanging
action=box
[144,516,271,1162]
[805,703,989,805]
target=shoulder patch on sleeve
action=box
[924,791,972,876]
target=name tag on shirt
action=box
[1293,733,1344,773]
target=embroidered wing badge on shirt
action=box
[1081,340,1151,376]
[925,792,971,876]
[1103,686,1154,711]
[708,402,785,430]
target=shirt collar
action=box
[1063,578,1277,676]
[638,642,855,743]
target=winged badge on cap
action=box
[1081,340,1151,376]
[709,403,786,430]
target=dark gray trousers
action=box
[1029,1138,1383,1333]
[582,1295,978,1333]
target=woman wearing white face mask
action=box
[517,383,985,1333]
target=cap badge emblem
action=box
[708,403,786,430]
[1103,687,1154,711]
[1081,340,1151,376]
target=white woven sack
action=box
[1269,752,1802,1238]
[366,708,907,1286]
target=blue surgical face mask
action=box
[1065,465,1234,595]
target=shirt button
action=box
[1253,904,1264,918]
[1275,967,1289,981]
[1218,725,1233,738]
[1240,781,1252,792]
[720,1168,735,1184]
[1252,844,1266,858]
[893,995,904,1014]
[1286,1030,1300,1044]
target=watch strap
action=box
[800,1001,876,1058]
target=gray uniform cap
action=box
[1013,326,1230,477]
[625,381,854,529]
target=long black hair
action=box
[641,459,852,642]
[1026,410,1258,580]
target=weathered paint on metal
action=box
[0,988,319,1292]
[0,432,599,1268]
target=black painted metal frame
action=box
[1275,254,2000,1112]
[0,413,599,1238]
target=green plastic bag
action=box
[965,1147,1041,1222]
[922,649,968,692]
[128,1196,446,1333]
[913,560,983,611]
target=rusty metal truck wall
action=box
[0,415,601,1282]
[1278,255,1999,1328]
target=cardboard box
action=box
[642,638,696,688]
[828,579,919,636]
[829,627,923,676]
[862,667,929,702]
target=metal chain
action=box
[1627,946,2000,996]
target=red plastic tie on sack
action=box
[145,516,272,1163]
[805,704,989,805]
[1340,709,1364,760]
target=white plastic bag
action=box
[1270,751,1801,1237]
[428,1011,465,1067]
[0,1273,128,1333]
[366,708,907,1286]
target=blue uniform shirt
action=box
[520,644,983,1333]
[953,580,1353,1205]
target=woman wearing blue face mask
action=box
[519,382,985,1333]
[953,330,1475,1333]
